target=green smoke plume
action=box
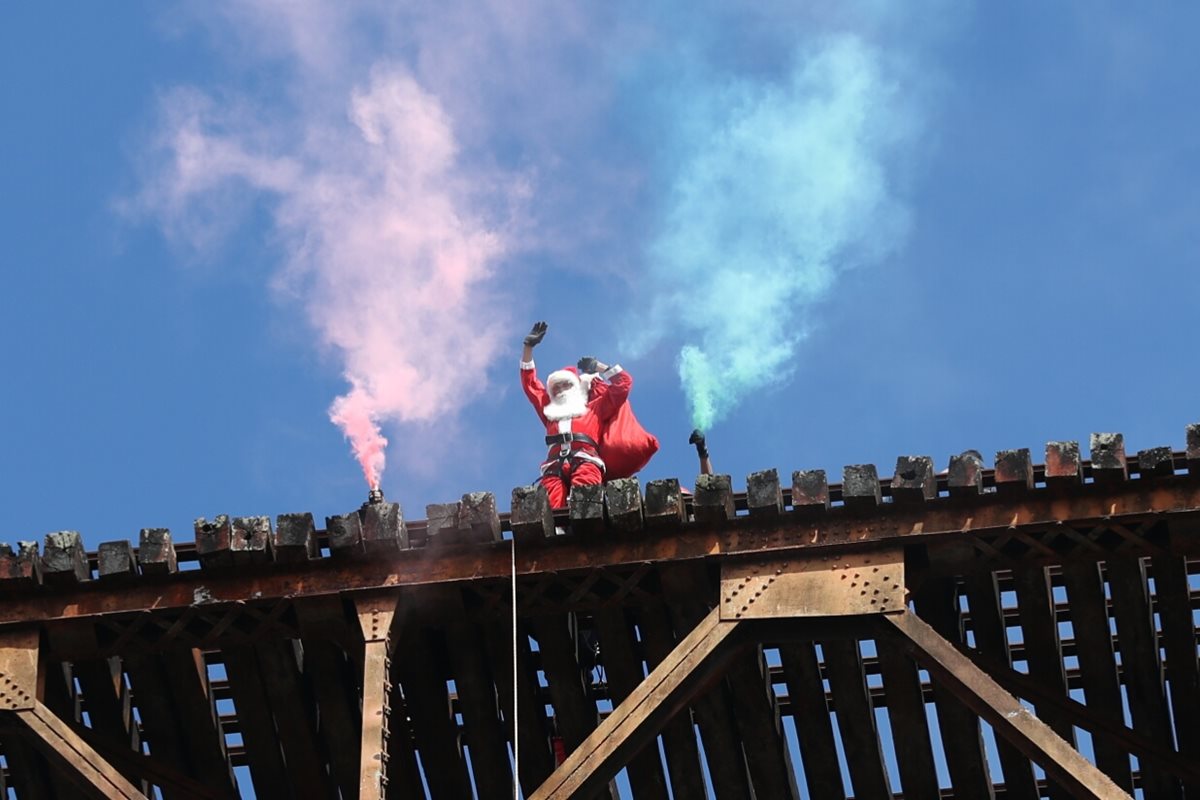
[627,34,921,431]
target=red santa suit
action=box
[521,360,632,508]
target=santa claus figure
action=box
[521,321,633,508]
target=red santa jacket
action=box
[521,362,632,473]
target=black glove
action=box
[577,356,600,374]
[524,321,548,348]
[689,429,708,458]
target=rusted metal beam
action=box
[5,478,1200,628]
[353,591,402,800]
[956,637,1200,786]
[592,607,669,799]
[1151,548,1200,796]
[529,613,602,762]
[1059,560,1134,791]
[157,648,237,797]
[252,640,332,796]
[822,638,891,799]
[41,661,98,800]
[633,601,709,799]
[66,717,226,800]
[481,614,556,797]
[658,563,754,800]
[875,637,941,799]
[438,588,513,800]
[777,639,845,798]
[294,596,365,798]
[0,628,143,799]
[394,625,475,798]
[0,628,67,798]
[1011,564,1075,800]
[960,571,1039,799]
[219,645,290,798]
[11,702,145,799]
[913,578,994,800]
[1105,557,1181,799]
[724,647,800,800]
[530,607,746,800]
[880,611,1131,800]
[122,654,192,796]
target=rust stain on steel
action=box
[0,480,1198,627]
[720,549,904,620]
[0,627,39,710]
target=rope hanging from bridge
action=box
[512,536,520,799]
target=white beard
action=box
[544,384,588,421]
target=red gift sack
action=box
[599,401,659,479]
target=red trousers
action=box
[540,461,603,508]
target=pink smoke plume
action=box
[134,65,519,489]
[328,384,388,489]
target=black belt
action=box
[545,432,599,449]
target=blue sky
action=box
[2,2,1199,548]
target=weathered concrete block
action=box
[138,528,177,574]
[1044,441,1082,486]
[791,470,830,510]
[362,502,406,553]
[97,540,137,579]
[842,465,881,509]
[43,531,89,584]
[747,469,783,516]
[948,451,984,497]
[425,502,464,546]
[511,485,554,542]
[326,512,364,558]
[231,516,273,565]
[0,541,41,586]
[459,492,501,544]
[274,513,317,562]
[1137,446,1175,478]
[1090,433,1127,482]
[1188,424,1200,473]
[994,449,1034,493]
[892,456,936,503]
[569,484,606,535]
[194,515,234,568]
[644,479,686,529]
[693,474,734,523]
[605,478,643,533]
